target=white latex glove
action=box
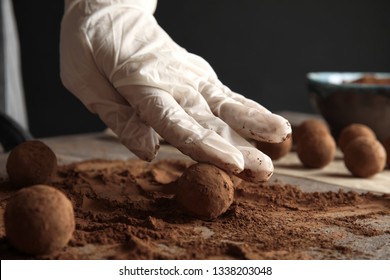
[60,0,291,183]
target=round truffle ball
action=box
[6,140,57,188]
[343,136,386,178]
[382,136,390,167]
[175,163,234,220]
[255,135,292,160]
[294,119,329,144]
[338,123,376,152]
[296,131,336,168]
[4,184,75,255]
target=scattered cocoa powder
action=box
[1,158,390,260]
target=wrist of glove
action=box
[64,0,157,14]
[60,0,291,183]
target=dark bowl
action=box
[307,72,390,142]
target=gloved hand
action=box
[60,0,291,183]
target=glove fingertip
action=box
[235,146,274,183]
[128,144,160,162]
[120,133,160,161]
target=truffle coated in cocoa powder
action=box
[296,130,336,168]
[175,163,234,220]
[294,119,329,144]
[4,185,75,255]
[338,123,376,152]
[382,136,390,167]
[343,136,386,178]
[255,135,292,160]
[6,140,58,188]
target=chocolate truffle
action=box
[296,130,336,168]
[255,135,292,160]
[338,123,376,152]
[175,163,234,220]
[343,136,386,178]
[6,140,57,188]
[294,119,329,144]
[4,185,75,255]
[382,136,390,167]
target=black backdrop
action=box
[12,0,390,138]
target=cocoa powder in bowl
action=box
[4,184,75,255]
[175,163,234,220]
[347,75,390,85]
[6,140,57,188]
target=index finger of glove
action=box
[189,111,275,183]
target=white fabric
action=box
[64,0,157,14]
[2,0,28,130]
[60,0,291,183]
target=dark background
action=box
[12,0,390,138]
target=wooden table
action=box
[1,113,390,259]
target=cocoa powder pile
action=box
[1,158,390,260]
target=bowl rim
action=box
[306,72,390,89]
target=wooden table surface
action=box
[1,112,390,259]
